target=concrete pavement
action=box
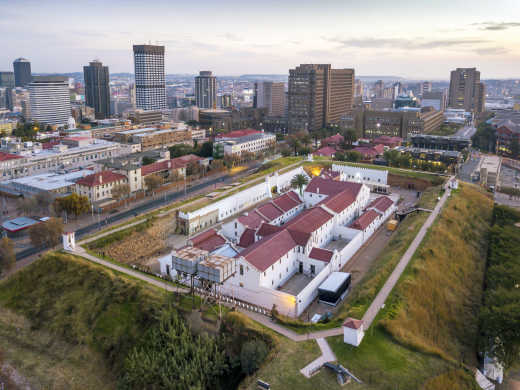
[300,338,337,378]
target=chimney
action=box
[317,187,320,194]
[99,174,103,184]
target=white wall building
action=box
[28,76,71,126]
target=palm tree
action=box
[291,174,309,196]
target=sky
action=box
[1,0,520,79]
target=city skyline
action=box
[1,0,520,79]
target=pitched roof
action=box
[309,247,334,263]
[257,222,283,237]
[350,209,380,230]
[75,170,127,187]
[322,133,344,145]
[256,202,284,221]
[283,207,334,245]
[190,228,226,252]
[238,228,256,248]
[368,196,394,213]
[305,176,362,197]
[238,211,266,229]
[314,146,336,157]
[272,192,302,212]
[320,169,341,180]
[239,229,297,272]
[175,154,204,164]
[0,152,22,161]
[321,190,357,213]
[343,318,363,329]
[141,158,185,176]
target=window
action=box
[240,265,244,275]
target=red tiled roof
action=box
[175,154,204,164]
[322,133,344,145]
[0,152,22,161]
[190,228,226,252]
[141,159,185,176]
[238,228,256,248]
[256,202,284,221]
[305,177,362,197]
[374,136,402,145]
[286,190,301,203]
[272,192,302,212]
[313,146,336,157]
[350,209,380,230]
[321,190,356,213]
[283,207,333,245]
[343,318,363,329]
[368,196,394,213]
[75,170,127,187]
[320,169,341,180]
[353,146,379,158]
[257,223,283,237]
[238,211,266,229]
[239,229,297,272]
[309,247,334,262]
[216,129,261,139]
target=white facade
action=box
[343,321,365,346]
[219,133,276,156]
[28,76,71,126]
[133,45,167,110]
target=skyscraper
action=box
[83,60,110,119]
[373,80,384,98]
[28,76,71,125]
[13,58,32,87]
[287,64,354,133]
[254,81,285,117]
[133,45,166,111]
[195,71,217,109]
[420,81,432,95]
[448,68,485,113]
[0,72,14,88]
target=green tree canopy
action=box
[291,173,309,196]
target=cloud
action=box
[474,47,509,55]
[325,36,487,50]
[472,22,520,31]
[219,33,242,42]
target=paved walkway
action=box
[300,338,337,378]
[361,181,452,329]
[68,246,189,294]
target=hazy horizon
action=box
[1,0,519,79]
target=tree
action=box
[240,340,268,375]
[0,237,15,275]
[291,174,309,196]
[29,217,63,248]
[472,122,496,153]
[169,144,194,158]
[112,183,131,201]
[345,150,362,162]
[142,156,156,166]
[54,193,90,217]
[210,159,224,171]
[119,307,227,389]
[342,128,357,149]
[198,141,213,157]
[186,120,199,127]
[286,134,301,156]
[144,174,163,192]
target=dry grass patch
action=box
[381,184,493,364]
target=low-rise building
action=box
[480,155,501,189]
[75,170,128,203]
[410,134,470,151]
[214,129,275,156]
[495,120,520,156]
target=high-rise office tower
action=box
[448,68,484,113]
[354,79,363,97]
[13,58,32,87]
[28,76,71,125]
[195,71,217,109]
[133,45,166,111]
[83,60,110,119]
[420,81,432,95]
[254,81,285,117]
[0,72,14,88]
[287,64,354,133]
[374,80,384,98]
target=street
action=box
[455,125,476,139]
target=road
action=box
[455,125,477,139]
[14,172,239,261]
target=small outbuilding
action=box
[343,317,365,347]
[318,272,351,306]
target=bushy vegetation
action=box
[479,205,520,369]
[85,218,154,250]
[421,369,481,390]
[381,184,493,364]
[0,253,272,389]
[472,122,496,153]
